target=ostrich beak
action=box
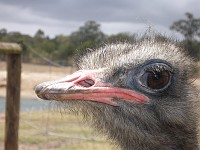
[35,70,148,106]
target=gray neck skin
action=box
[117,125,199,150]
[87,103,199,150]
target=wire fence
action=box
[0,44,114,150]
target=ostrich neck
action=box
[116,126,199,150]
[103,119,199,150]
[90,107,199,150]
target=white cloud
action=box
[101,22,148,35]
[0,0,199,38]
[0,2,82,37]
[0,2,62,25]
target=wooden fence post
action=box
[0,42,22,150]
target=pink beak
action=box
[35,70,149,106]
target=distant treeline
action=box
[0,21,137,65]
[0,13,200,65]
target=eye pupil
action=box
[147,71,170,89]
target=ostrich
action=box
[35,35,199,150]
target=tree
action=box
[170,13,200,59]
[0,28,7,37]
[170,13,200,40]
[69,21,106,56]
[53,35,74,64]
[34,29,45,39]
[107,32,136,43]
[70,21,105,44]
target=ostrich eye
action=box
[129,60,174,94]
[145,70,170,89]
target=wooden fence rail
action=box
[0,42,22,150]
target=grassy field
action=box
[0,110,114,150]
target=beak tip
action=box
[35,84,43,95]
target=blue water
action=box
[0,96,53,112]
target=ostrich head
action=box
[35,36,199,150]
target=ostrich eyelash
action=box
[145,64,173,73]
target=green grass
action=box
[0,110,114,150]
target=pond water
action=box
[0,96,53,112]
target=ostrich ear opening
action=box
[35,70,149,106]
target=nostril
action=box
[77,79,95,87]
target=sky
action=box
[0,0,200,38]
